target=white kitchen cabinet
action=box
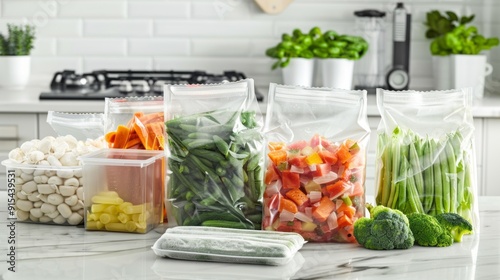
[38,113,58,138]
[482,118,500,195]
[0,113,38,190]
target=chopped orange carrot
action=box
[279,197,298,213]
[112,125,130,148]
[312,196,335,222]
[285,189,309,207]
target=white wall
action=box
[0,0,498,89]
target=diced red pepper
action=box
[281,170,300,189]
[288,155,308,168]
[276,220,302,232]
[318,150,337,165]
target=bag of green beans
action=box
[164,79,265,229]
[375,88,479,230]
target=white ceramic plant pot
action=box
[281,58,314,87]
[318,58,354,89]
[432,54,493,98]
[0,56,31,89]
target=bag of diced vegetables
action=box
[262,84,370,242]
[164,79,265,229]
[104,96,165,150]
[375,88,479,230]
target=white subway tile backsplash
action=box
[58,39,126,56]
[31,57,82,75]
[191,39,251,57]
[128,1,190,19]
[83,57,153,72]
[2,1,58,18]
[58,1,126,18]
[128,39,190,56]
[155,20,274,38]
[36,20,82,37]
[31,38,57,56]
[191,1,253,20]
[84,20,152,37]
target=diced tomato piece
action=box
[337,214,353,228]
[281,170,300,189]
[268,150,288,166]
[312,196,336,222]
[318,150,337,164]
[287,140,308,151]
[326,180,350,199]
[264,164,280,184]
[288,155,308,168]
[279,197,298,213]
[285,189,309,207]
[276,220,301,232]
[268,141,285,151]
[310,163,331,177]
[310,134,331,148]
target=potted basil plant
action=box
[265,28,316,86]
[425,11,499,98]
[0,24,36,89]
[310,28,368,90]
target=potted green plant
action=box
[425,11,499,97]
[0,24,36,89]
[265,27,316,86]
[309,28,368,89]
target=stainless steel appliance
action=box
[39,70,264,101]
[386,2,412,90]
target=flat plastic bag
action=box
[46,111,105,141]
[375,88,479,230]
[262,84,370,242]
[164,79,264,230]
[104,96,165,150]
[152,226,305,266]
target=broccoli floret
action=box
[435,213,473,242]
[407,213,453,247]
[353,204,414,250]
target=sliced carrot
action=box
[312,196,335,222]
[104,131,116,146]
[124,137,142,149]
[268,150,287,166]
[336,145,352,164]
[337,203,356,219]
[138,112,164,125]
[279,197,298,213]
[337,214,353,228]
[112,125,130,148]
[285,189,309,207]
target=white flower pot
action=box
[432,54,493,98]
[0,56,31,89]
[281,58,314,87]
[318,58,354,90]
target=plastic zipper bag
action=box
[164,79,265,229]
[46,111,105,141]
[262,84,370,242]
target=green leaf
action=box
[446,11,458,22]
[425,29,441,39]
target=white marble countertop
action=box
[0,192,498,280]
[3,85,500,118]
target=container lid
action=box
[79,149,165,167]
[1,159,82,169]
[354,9,386,18]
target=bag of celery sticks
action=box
[262,84,370,242]
[164,79,265,230]
[375,88,479,229]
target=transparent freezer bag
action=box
[46,111,105,141]
[262,84,370,242]
[104,96,165,150]
[164,79,265,229]
[375,88,480,231]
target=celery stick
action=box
[376,133,386,205]
[395,156,407,212]
[381,139,393,206]
[445,140,457,213]
[422,139,434,214]
[431,139,444,214]
[438,140,451,213]
[387,129,401,208]
[409,141,424,204]
[406,164,425,213]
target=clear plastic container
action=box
[80,149,166,233]
[2,159,84,225]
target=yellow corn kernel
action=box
[91,204,107,213]
[117,212,130,224]
[118,202,133,213]
[103,205,118,215]
[123,204,146,215]
[99,213,119,224]
[91,195,124,205]
[125,221,137,232]
[104,223,127,232]
[97,191,119,197]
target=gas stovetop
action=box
[39,70,264,101]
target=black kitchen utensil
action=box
[386,2,411,90]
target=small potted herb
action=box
[309,28,368,89]
[0,24,36,89]
[265,27,316,86]
[425,11,499,97]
